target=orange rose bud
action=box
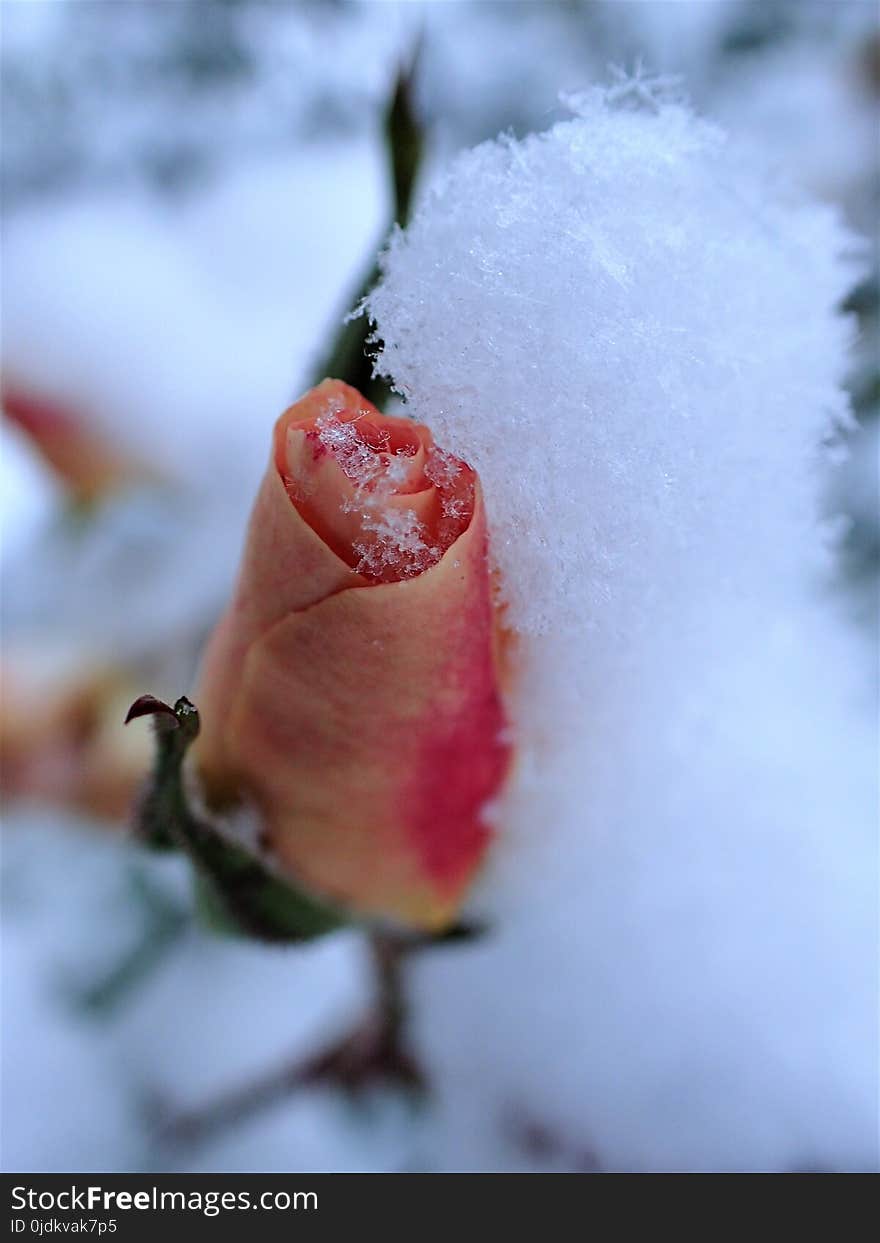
[2,379,144,503]
[1,660,152,825]
[194,379,511,930]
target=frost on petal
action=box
[275,383,478,585]
[353,507,439,581]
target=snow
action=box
[1,818,387,1173]
[2,141,387,493]
[370,88,861,636]
[369,86,878,1170]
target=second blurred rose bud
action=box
[194,380,512,930]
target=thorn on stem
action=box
[124,695,178,726]
[124,694,200,741]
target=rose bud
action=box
[194,379,511,930]
[2,378,143,503]
[2,655,152,825]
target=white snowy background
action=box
[1,0,877,1172]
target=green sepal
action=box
[126,695,346,943]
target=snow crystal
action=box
[316,411,392,491]
[353,508,437,582]
[424,445,462,492]
[369,86,877,1171]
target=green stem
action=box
[156,928,423,1151]
[127,695,343,943]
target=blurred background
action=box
[1,0,878,1172]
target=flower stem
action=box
[126,694,344,942]
[311,50,425,405]
[155,929,423,1152]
